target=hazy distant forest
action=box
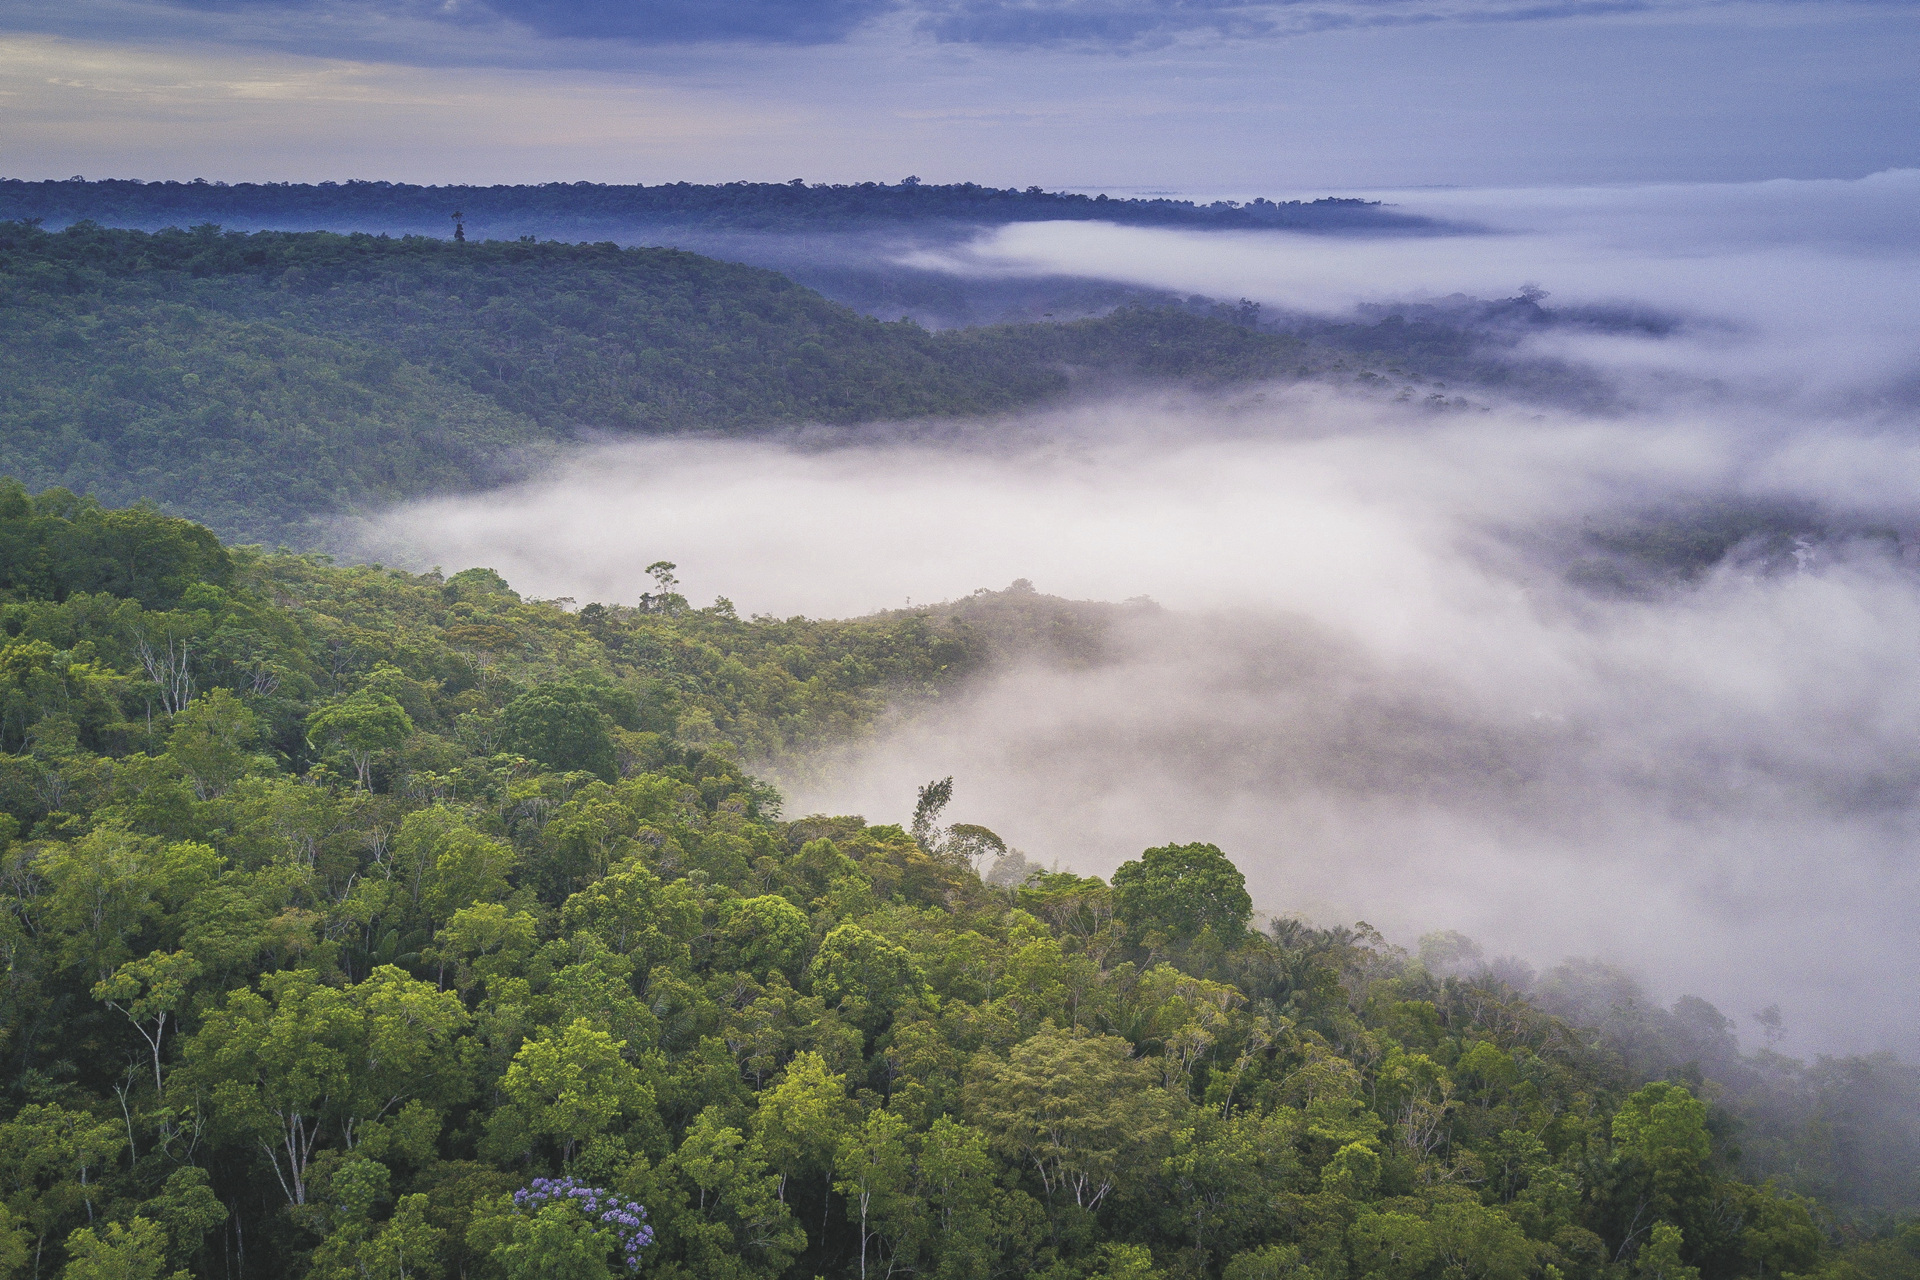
[0,220,1355,544]
[0,183,1916,1280]
[0,215,1628,546]
[0,178,1420,237]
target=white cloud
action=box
[352,385,1920,1055]
[342,173,1920,1056]
[908,171,1920,403]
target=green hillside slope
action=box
[0,222,1332,545]
[0,487,1912,1280]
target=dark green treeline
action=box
[0,221,1327,546]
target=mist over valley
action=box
[344,172,1920,1059]
[5,164,1920,1279]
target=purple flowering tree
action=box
[509,1177,654,1274]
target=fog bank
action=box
[357,387,1920,1057]
[354,174,1920,1055]
[912,169,1920,405]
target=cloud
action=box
[344,173,1920,1056]
[4,1,1909,187]
[914,0,1660,49]
[906,171,1920,405]
[0,0,1886,56]
[497,0,899,43]
[0,0,894,53]
[0,34,800,182]
[158,0,903,45]
[350,388,1920,1057]
[0,0,904,65]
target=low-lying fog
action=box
[356,174,1920,1058]
[915,168,1920,405]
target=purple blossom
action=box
[511,1180,653,1274]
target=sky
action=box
[1,0,1915,188]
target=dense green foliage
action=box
[0,221,1042,543]
[0,178,1421,236]
[958,302,1325,387]
[1,491,1915,1280]
[0,222,1333,545]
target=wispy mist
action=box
[911,170,1920,404]
[355,177,1920,1056]
[356,386,1920,1057]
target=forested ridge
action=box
[0,178,1421,237]
[1,486,1916,1280]
[0,221,1331,544]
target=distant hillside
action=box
[0,221,1335,544]
[0,176,1430,240]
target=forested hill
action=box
[0,177,1427,238]
[0,221,1330,545]
[1,487,1915,1280]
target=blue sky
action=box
[0,0,1914,189]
